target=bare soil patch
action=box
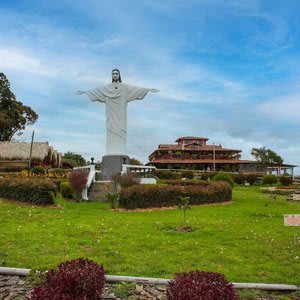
[114,201,232,212]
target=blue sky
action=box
[0,0,299,173]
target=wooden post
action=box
[28,130,35,172]
[213,142,216,172]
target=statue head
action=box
[112,69,122,83]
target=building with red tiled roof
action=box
[147,136,265,172]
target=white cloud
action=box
[34,129,101,139]
[258,95,300,122]
[0,47,58,76]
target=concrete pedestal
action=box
[101,155,130,180]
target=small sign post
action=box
[284,214,300,243]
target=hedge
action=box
[231,173,245,185]
[119,181,232,209]
[51,178,68,191]
[159,180,210,187]
[279,175,293,186]
[181,170,194,179]
[262,174,278,185]
[245,173,259,185]
[31,165,46,175]
[212,173,234,187]
[0,178,57,205]
[155,170,182,180]
[261,188,294,195]
[200,173,210,181]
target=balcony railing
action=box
[153,154,240,161]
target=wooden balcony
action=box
[152,154,240,161]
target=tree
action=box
[129,157,143,165]
[251,147,283,166]
[0,73,38,141]
[63,152,86,167]
[178,196,191,224]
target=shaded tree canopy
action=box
[251,147,283,165]
[62,152,86,167]
[129,157,143,165]
[0,72,38,141]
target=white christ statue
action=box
[76,69,159,155]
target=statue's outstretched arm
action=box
[150,89,160,93]
[76,90,85,95]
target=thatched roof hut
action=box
[0,141,62,171]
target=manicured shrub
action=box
[155,170,181,180]
[167,270,238,300]
[261,188,292,195]
[95,172,102,181]
[262,174,278,185]
[245,173,258,185]
[0,178,57,205]
[31,258,105,300]
[60,181,74,199]
[200,173,210,181]
[279,175,293,186]
[31,166,46,175]
[112,172,140,189]
[68,170,87,192]
[159,180,212,188]
[232,173,245,185]
[119,181,232,209]
[181,170,194,179]
[208,172,219,180]
[50,179,67,191]
[213,172,234,187]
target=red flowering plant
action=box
[31,286,73,300]
[167,270,239,300]
[31,258,105,300]
[68,169,88,201]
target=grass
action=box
[0,186,299,286]
[238,289,300,300]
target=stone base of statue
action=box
[101,155,130,180]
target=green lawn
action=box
[0,186,299,286]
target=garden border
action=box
[0,267,299,291]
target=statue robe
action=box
[84,82,151,155]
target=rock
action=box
[6,276,19,286]
[135,284,144,293]
[0,282,8,287]
[17,280,25,285]
[0,288,10,299]
[4,291,19,300]
[156,286,167,292]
